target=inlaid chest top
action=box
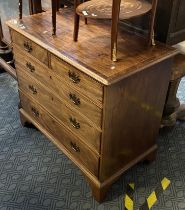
[7,8,177,85]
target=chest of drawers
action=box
[7,9,177,202]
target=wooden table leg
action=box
[0,17,5,73]
[147,0,158,46]
[51,0,57,35]
[0,16,15,75]
[29,0,42,14]
[73,0,80,41]
[162,54,185,127]
[0,17,4,47]
[111,0,121,62]
[19,0,23,19]
[162,91,185,126]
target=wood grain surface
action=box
[76,0,152,19]
[17,68,102,153]
[99,58,173,181]
[50,54,103,103]
[13,46,103,126]
[11,30,48,65]
[6,8,177,85]
[20,91,100,177]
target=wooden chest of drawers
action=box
[7,9,177,202]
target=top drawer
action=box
[50,54,103,104]
[11,30,48,66]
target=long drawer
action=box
[20,91,99,177]
[13,47,102,128]
[17,69,101,153]
[50,54,103,104]
[11,30,48,66]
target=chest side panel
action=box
[99,59,173,182]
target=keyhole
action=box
[50,76,52,79]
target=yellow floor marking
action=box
[129,183,135,190]
[147,191,157,209]
[161,177,171,190]
[125,194,134,210]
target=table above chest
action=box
[6,8,177,85]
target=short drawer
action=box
[14,49,102,128]
[11,30,48,65]
[50,54,103,104]
[18,70,101,153]
[20,91,99,177]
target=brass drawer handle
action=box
[28,85,37,94]
[31,107,39,117]
[26,62,35,72]
[68,71,80,84]
[69,117,80,129]
[70,141,80,152]
[23,41,33,53]
[69,93,80,106]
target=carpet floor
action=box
[0,72,185,210]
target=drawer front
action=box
[14,49,102,128]
[17,70,101,153]
[50,54,103,104]
[20,91,99,177]
[11,30,48,65]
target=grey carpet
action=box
[1,72,185,210]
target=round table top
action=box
[76,0,152,19]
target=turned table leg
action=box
[0,16,3,43]
[28,0,42,15]
[162,54,185,127]
[0,17,5,73]
[111,0,121,62]
[0,17,14,72]
[51,0,57,35]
